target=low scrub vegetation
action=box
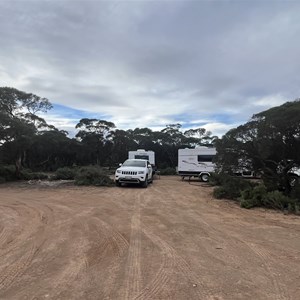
[0,164,114,187]
[210,173,300,214]
[0,165,48,182]
[54,165,114,186]
[55,167,77,180]
[74,166,114,186]
[0,165,17,182]
[159,167,177,175]
[210,173,256,200]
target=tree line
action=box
[1,86,299,194]
[213,98,300,209]
[0,87,217,177]
[215,98,300,192]
[1,86,298,210]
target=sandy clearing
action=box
[0,176,299,299]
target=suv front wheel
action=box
[142,176,148,188]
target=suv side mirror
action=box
[119,163,122,166]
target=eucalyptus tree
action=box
[110,129,138,165]
[184,128,218,146]
[215,99,300,192]
[75,119,116,165]
[130,127,156,150]
[158,124,187,167]
[0,87,52,176]
[26,130,78,171]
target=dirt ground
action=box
[0,176,300,300]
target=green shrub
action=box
[159,167,177,175]
[208,172,224,186]
[20,169,49,180]
[211,170,300,214]
[213,175,255,200]
[55,167,76,180]
[290,181,300,201]
[240,199,256,209]
[20,171,34,180]
[239,184,294,211]
[0,165,49,182]
[262,190,291,210]
[0,165,17,181]
[295,204,300,215]
[213,187,230,199]
[74,166,114,186]
[240,184,267,208]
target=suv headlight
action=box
[138,171,145,174]
[116,170,121,174]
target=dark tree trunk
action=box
[15,154,22,178]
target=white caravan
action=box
[177,147,216,182]
[128,149,156,172]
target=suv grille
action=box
[122,171,137,175]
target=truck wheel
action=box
[200,173,209,182]
[115,181,121,187]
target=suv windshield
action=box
[122,160,146,167]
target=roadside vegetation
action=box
[211,99,300,214]
[0,87,216,186]
[54,166,114,186]
[0,86,299,209]
[210,173,300,214]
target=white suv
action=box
[115,159,153,188]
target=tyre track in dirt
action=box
[239,241,290,300]
[205,219,289,300]
[0,201,50,258]
[93,217,129,258]
[0,204,21,250]
[31,208,93,300]
[152,181,290,299]
[84,215,130,299]
[139,183,219,299]
[0,179,298,299]
[0,244,37,291]
[0,227,9,248]
[87,216,129,267]
[0,203,46,258]
[123,191,143,300]
[46,240,89,299]
[0,198,55,297]
[137,225,212,300]
[171,186,291,300]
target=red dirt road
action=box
[0,176,300,299]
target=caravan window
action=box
[198,155,214,162]
[135,155,149,160]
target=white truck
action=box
[177,147,216,182]
[128,149,156,173]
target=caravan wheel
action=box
[200,173,210,182]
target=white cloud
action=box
[1,0,300,138]
[188,122,238,138]
[252,94,287,108]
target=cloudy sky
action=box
[1,0,300,137]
